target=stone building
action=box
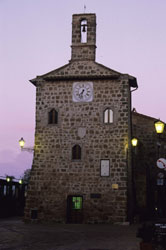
[24,13,138,223]
[132,111,166,221]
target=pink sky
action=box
[0,0,166,178]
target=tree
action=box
[21,169,31,183]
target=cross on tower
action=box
[84,5,86,13]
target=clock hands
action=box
[79,89,85,99]
[73,82,93,102]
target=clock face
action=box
[73,82,93,102]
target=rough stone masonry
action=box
[24,13,138,223]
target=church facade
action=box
[24,13,138,223]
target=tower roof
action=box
[30,60,137,88]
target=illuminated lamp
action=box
[154,120,165,134]
[131,138,138,147]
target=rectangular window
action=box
[31,209,38,219]
[72,196,83,210]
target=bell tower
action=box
[71,13,96,61]
[26,12,138,224]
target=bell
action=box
[82,24,86,32]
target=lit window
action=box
[48,109,58,124]
[81,19,87,43]
[72,145,81,160]
[72,196,83,210]
[104,108,113,124]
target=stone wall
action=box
[71,14,96,61]
[24,12,135,223]
[132,112,166,220]
[24,77,131,223]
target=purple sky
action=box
[1,0,166,178]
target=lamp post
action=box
[19,137,34,153]
[154,120,165,158]
[131,137,138,222]
[154,120,165,218]
[6,177,11,182]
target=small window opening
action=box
[72,144,81,160]
[48,109,58,124]
[104,108,113,124]
[72,196,83,210]
[81,19,87,43]
[31,209,38,219]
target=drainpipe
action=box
[128,85,138,223]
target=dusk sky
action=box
[1,0,166,178]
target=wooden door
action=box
[66,195,83,223]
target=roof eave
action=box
[43,75,120,81]
[29,78,37,86]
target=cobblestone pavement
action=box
[0,217,141,250]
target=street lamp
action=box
[19,179,23,184]
[130,137,138,223]
[6,177,10,182]
[19,137,34,152]
[154,120,165,158]
[154,120,165,134]
[19,137,25,149]
[131,137,138,147]
[154,120,165,218]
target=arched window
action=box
[48,109,58,124]
[81,19,87,43]
[72,144,81,160]
[104,108,113,124]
